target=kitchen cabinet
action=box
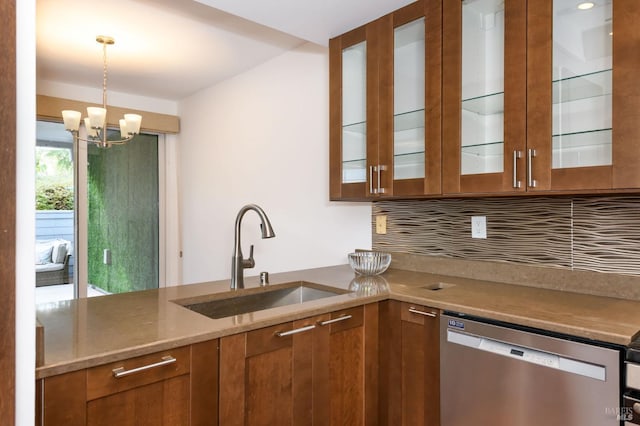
[219,304,379,426]
[443,0,640,194]
[329,0,442,200]
[36,340,218,426]
[379,301,439,426]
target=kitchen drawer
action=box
[87,346,191,400]
[401,301,439,325]
[322,305,363,333]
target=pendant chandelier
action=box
[61,35,142,148]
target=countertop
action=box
[36,264,640,379]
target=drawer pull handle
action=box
[275,324,316,337]
[408,307,437,318]
[112,355,176,378]
[319,314,353,326]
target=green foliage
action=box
[36,183,74,210]
[35,147,73,210]
[87,136,159,295]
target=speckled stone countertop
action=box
[36,262,640,379]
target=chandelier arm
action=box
[75,135,134,147]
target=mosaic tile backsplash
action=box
[372,196,640,276]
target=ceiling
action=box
[37,0,414,102]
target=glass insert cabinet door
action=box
[528,0,640,190]
[330,23,377,200]
[383,0,442,197]
[443,0,527,194]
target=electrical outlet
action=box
[471,216,487,239]
[376,215,387,234]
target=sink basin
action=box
[174,281,349,319]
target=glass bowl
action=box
[348,252,391,276]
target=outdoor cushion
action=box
[35,262,65,272]
[35,243,53,265]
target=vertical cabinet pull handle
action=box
[513,151,522,188]
[369,165,376,195]
[527,149,537,188]
[408,307,437,318]
[318,314,353,326]
[377,165,387,194]
[112,355,177,378]
[275,324,316,337]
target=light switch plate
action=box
[471,216,487,239]
[376,215,387,234]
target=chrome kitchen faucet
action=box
[230,204,275,290]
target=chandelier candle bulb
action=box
[84,118,98,137]
[119,119,128,136]
[124,114,142,135]
[87,107,106,130]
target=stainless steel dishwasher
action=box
[441,312,623,426]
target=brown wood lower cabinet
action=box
[219,303,379,426]
[36,340,218,426]
[379,300,440,426]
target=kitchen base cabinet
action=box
[379,300,439,426]
[219,304,379,426]
[37,340,218,426]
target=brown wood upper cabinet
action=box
[219,304,379,426]
[329,0,443,200]
[443,0,640,194]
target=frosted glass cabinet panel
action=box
[552,0,612,169]
[461,0,505,175]
[342,41,368,183]
[394,18,425,180]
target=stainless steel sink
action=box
[174,281,349,319]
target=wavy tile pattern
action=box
[372,196,640,276]
[573,197,640,275]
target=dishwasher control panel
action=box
[446,326,607,381]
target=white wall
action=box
[178,42,371,284]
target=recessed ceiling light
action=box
[577,2,595,10]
